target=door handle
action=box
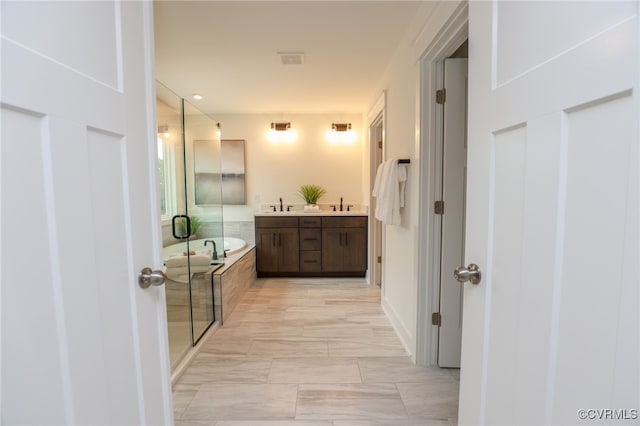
[171,215,190,239]
[138,267,167,289]
[454,264,481,285]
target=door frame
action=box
[415,2,468,366]
[367,91,386,288]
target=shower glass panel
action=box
[183,99,222,343]
[156,82,191,370]
[156,82,222,371]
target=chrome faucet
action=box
[204,239,218,261]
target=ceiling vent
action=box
[278,51,304,65]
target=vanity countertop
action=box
[255,210,367,217]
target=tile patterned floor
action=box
[173,278,459,425]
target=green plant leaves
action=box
[177,216,201,236]
[297,184,326,204]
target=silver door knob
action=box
[454,264,481,284]
[138,267,167,289]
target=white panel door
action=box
[459,2,638,425]
[1,2,173,424]
[438,58,467,368]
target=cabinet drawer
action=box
[300,251,321,272]
[255,216,299,228]
[299,217,322,228]
[321,216,367,228]
[299,228,321,251]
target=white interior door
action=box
[459,2,639,424]
[438,58,467,368]
[1,2,173,424]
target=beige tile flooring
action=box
[173,277,459,425]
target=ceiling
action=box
[153,1,424,115]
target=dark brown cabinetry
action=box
[299,217,322,272]
[321,217,367,274]
[255,217,299,275]
[255,215,367,277]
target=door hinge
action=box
[434,200,445,215]
[378,140,383,149]
[432,312,442,326]
[436,89,446,104]
[377,256,382,263]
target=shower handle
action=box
[138,267,167,289]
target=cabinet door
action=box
[322,228,344,271]
[256,228,278,272]
[343,227,367,271]
[277,227,299,272]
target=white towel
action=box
[165,249,212,267]
[166,274,190,284]
[165,265,212,279]
[372,157,407,225]
[166,274,200,284]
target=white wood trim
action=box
[368,91,386,290]
[367,90,386,121]
[381,297,414,360]
[141,2,174,421]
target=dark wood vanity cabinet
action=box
[299,217,322,272]
[255,217,299,275]
[255,215,367,277]
[321,217,367,274]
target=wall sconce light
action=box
[216,122,222,138]
[326,122,356,144]
[158,125,170,139]
[267,121,297,143]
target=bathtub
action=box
[163,237,248,260]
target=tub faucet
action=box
[204,239,218,261]
[279,197,283,211]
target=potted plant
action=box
[177,216,201,239]
[297,184,326,212]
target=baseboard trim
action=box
[381,296,416,362]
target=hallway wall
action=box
[365,0,465,359]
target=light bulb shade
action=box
[267,122,296,143]
[158,125,170,138]
[331,123,351,132]
[271,122,291,131]
[326,123,356,144]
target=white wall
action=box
[365,1,464,359]
[214,113,364,222]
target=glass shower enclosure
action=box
[156,82,223,370]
